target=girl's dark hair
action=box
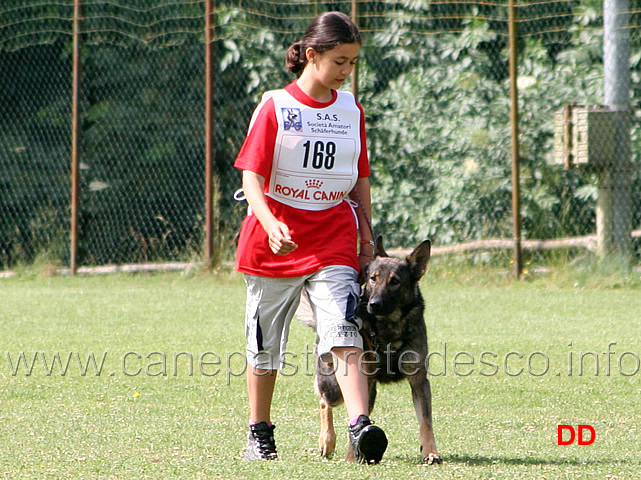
[286,12,361,74]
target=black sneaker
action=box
[349,415,388,464]
[244,422,278,461]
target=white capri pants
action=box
[243,265,363,370]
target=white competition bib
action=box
[266,89,361,211]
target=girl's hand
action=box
[241,171,298,255]
[267,221,298,255]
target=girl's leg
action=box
[331,346,369,419]
[243,273,305,424]
[305,266,367,418]
[247,367,277,423]
[306,266,388,463]
[245,367,279,461]
[243,273,304,461]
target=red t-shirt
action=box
[235,81,370,277]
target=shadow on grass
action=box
[432,454,638,467]
[384,452,639,468]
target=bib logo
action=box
[282,108,302,132]
[305,179,323,189]
[274,180,347,203]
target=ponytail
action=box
[286,41,306,73]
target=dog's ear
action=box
[407,239,431,280]
[374,235,388,258]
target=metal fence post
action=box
[351,0,359,99]
[204,0,216,269]
[70,0,82,275]
[600,0,632,259]
[508,0,522,279]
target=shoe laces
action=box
[251,423,277,458]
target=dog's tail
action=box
[295,290,317,329]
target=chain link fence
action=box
[1,0,640,273]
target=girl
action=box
[235,11,387,464]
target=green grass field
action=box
[1,271,640,479]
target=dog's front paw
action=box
[319,432,336,459]
[422,452,443,465]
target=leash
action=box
[351,187,376,247]
[351,187,379,347]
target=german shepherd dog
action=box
[307,236,441,465]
